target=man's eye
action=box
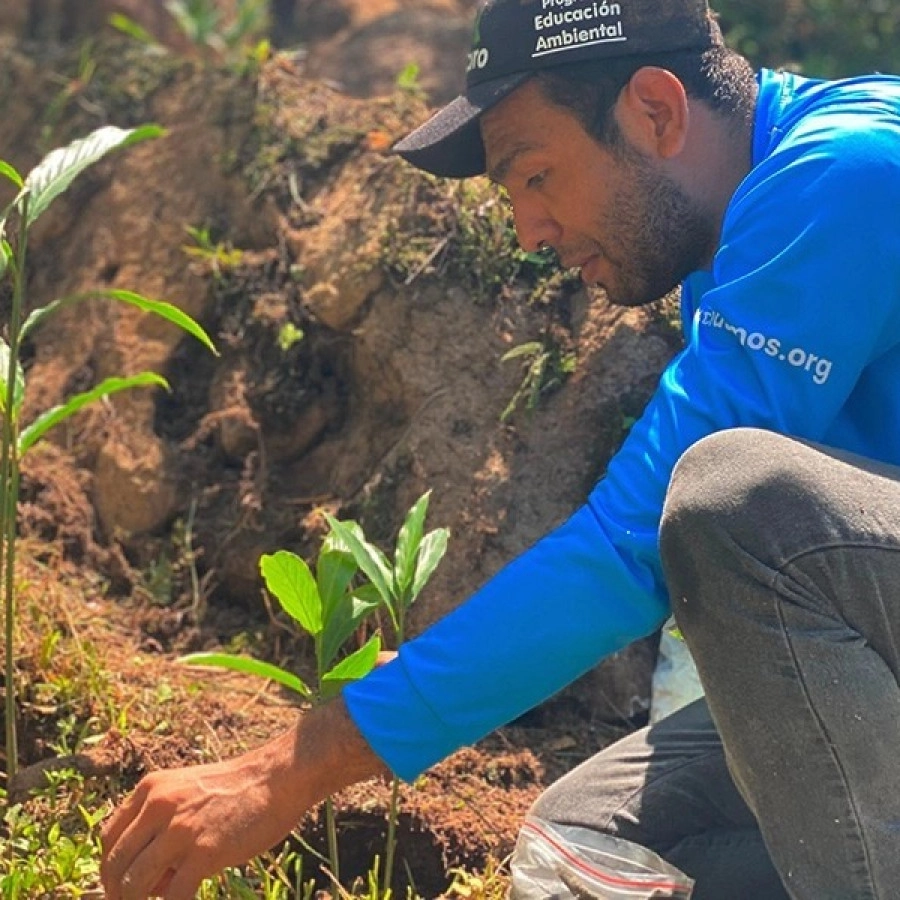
[527,171,547,189]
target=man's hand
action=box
[101,699,385,900]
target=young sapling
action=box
[182,535,383,884]
[326,491,449,898]
[0,125,217,779]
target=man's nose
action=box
[512,203,562,254]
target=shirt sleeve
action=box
[343,106,900,782]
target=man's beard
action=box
[598,129,717,307]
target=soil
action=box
[0,5,680,895]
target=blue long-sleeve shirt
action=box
[343,68,900,780]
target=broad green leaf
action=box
[22,289,217,354]
[0,161,23,190]
[410,528,450,604]
[325,516,394,609]
[260,550,322,636]
[395,491,431,597]
[317,549,358,620]
[316,548,362,671]
[180,652,311,697]
[18,372,168,455]
[0,337,25,419]
[323,519,367,556]
[351,583,383,607]
[319,634,381,701]
[320,587,381,674]
[23,124,164,227]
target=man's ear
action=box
[615,67,689,159]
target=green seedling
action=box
[183,224,245,279]
[182,534,383,884]
[326,492,449,898]
[277,322,305,352]
[499,339,576,423]
[395,64,425,100]
[0,125,218,779]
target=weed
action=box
[183,224,245,280]
[107,14,160,48]
[277,322,305,352]
[40,40,100,152]
[500,337,577,423]
[165,0,269,64]
[0,771,106,897]
[395,64,426,101]
[380,176,564,303]
[444,857,512,900]
[0,126,217,779]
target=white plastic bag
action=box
[509,816,694,899]
[650,623,704,724]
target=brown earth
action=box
[0,6,680,895]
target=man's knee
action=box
[660,428,810,569]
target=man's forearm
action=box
[287,696,391,802]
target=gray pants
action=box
[532,428,900,900]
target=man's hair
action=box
[534,44,757,145]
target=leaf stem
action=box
[325,796,340,886]
[2,196,28,778]
[382,775,401,898]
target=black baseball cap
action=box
[394,0,722,178]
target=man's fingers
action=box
[101,778,175,898]
[101,780,149,866]
[150,868,176,897]
[102,812,154,898]
[158,865,205,900]
[119,831,185,900]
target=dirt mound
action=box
[1,31,678,720]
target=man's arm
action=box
[100,697,387,900]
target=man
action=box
[100,0,900,897]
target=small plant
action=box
[0,771,107,897]
[499,338,576,423]
[326,492,449,898]
[165,0,269,61]
[0,125,218,779]
[380,178,563,302]
[183,224,245,279]
[395,63,425,100]
[181,535,383,884]
[277,322,305,352]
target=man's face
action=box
[481,78,716,307]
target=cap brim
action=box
[393,72,531,179]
